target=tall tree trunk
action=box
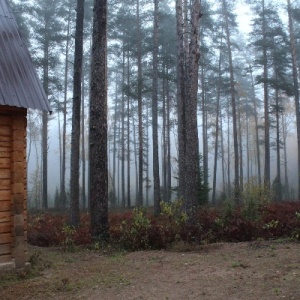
[133,118,139,203]
[162,70,167,201]
[112,71,118,210]
[223,0,239,203]
[246,97,250,183]
[262,0,270,189]
[90,0,109,240]
[275,87,282,201]
[42,110,48,209]
[121,48,126,208]
[282,114,290,198]
[220,110,226,196]
[287,0,300,200]
[201,65,209,198]
[152,0,161,213]
[81,76,86,210]
[237,96,243,191]
[145,105,150,207]
[61,6,71,211]
[176,0,186,199]
[70,0,84,227]
[184,0,201,211]
[136,0,143,207]
[212,45,223,205]
[127,52,131,208]
[42,38,49,210]
[166,67,172,202]
[227,98,231,195]
[248,64,261,185]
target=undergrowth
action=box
[27,201,300,251]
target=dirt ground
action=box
[0,240,300,300]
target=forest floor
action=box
[0,240,300,300]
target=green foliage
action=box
[263,220,279,230]
[160,199,187,225]
[61,225,76,252]
[291,212,300,240]
[242,177,272,220]
[119,207,151,250]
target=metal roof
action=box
[0,0,51,111]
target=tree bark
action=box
[137,0,143,207]
[127,51,131,208]
[223,0,240,204]
[176,0,186,199]
[42,36,49,210]
[152,0,161,214]
[70,0,84,227]
[184,0,201,211]
[90,0,109,240]
[60,5,71,211]
[262,0,270,189]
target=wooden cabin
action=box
[0,0,50,269]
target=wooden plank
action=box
[0,157,11,168]
[0,201,10,212]
[0,141,11,148]
[0,212,11,223]
[0,169,11,179]
[0,116,11,125]
[0,233,11,245]
[0,254,11,264]
[0,191,10,201]
[0,126,11,137]
[0,135,11,142]
[0,151,11,159]
[0,179,10,190]
[0,244,11,255]
[0,223,11,234]
[0,146,11,152]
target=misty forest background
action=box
[9,0,300,214]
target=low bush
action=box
[27,201,300,250]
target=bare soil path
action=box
[1,241,300,299]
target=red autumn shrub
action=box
[27,201,300,250]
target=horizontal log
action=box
[0,179,10,190]
[0,200,11,212]
[0,233,11,245]
[0,133,10,141]
[0,190,10,201]
[0,192,10,203]
[0,141,11,148]
[0,254,12,264]
[0,169,11,179]
[0,145,11,153]
[0,223,11,234]
[0,212,11,223]
[0,116,11,125]
[0,244,11,255]
[0,126,11,137]
[0,157,11,168]
[0,151,11,159]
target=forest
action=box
[8,0,300,230]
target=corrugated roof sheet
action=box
[0,0,50,111]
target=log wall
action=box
[0,107,27,269]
